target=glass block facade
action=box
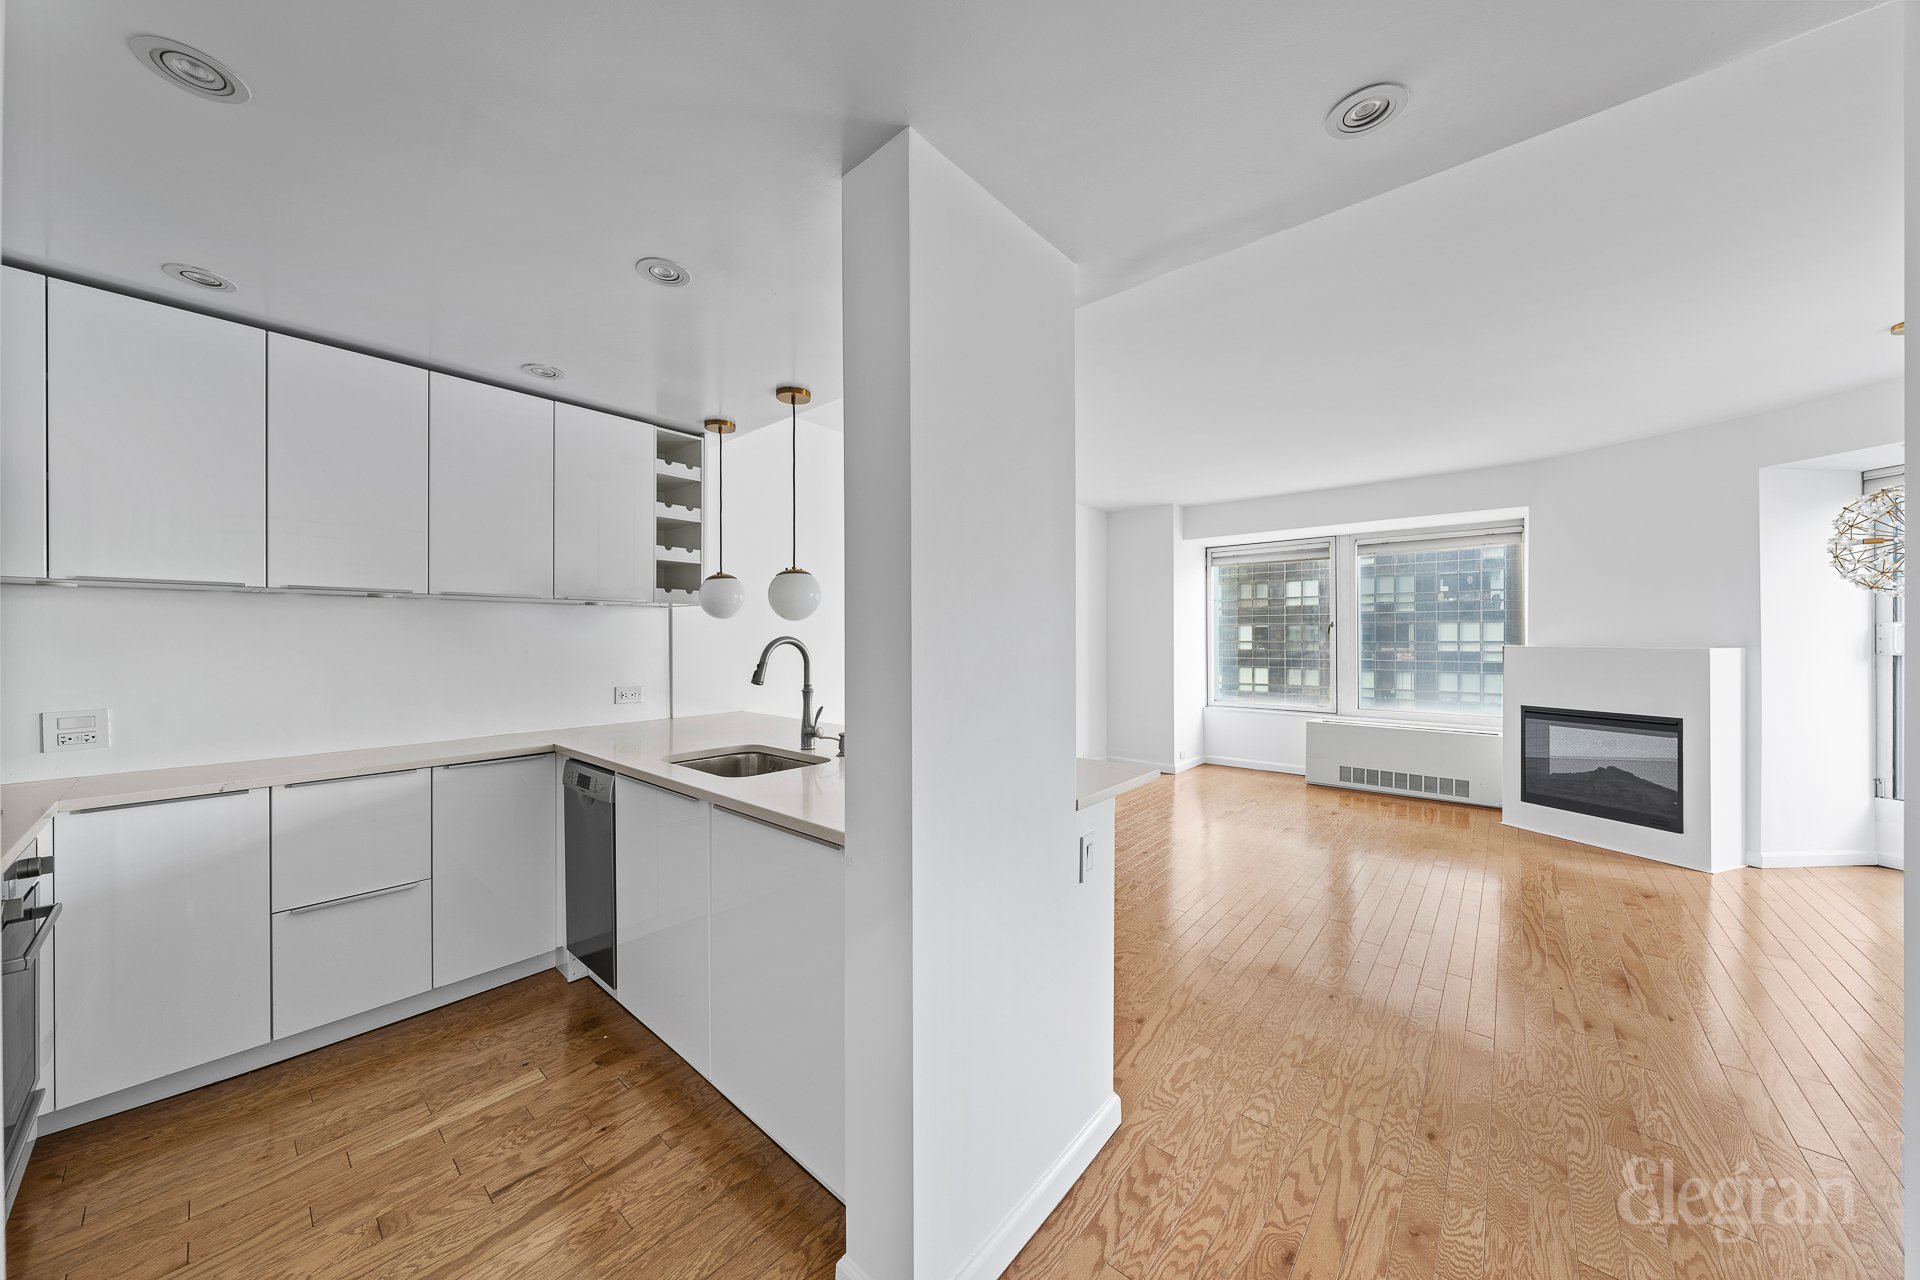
[1356,539,1522,716]
[1210,552,1333,708]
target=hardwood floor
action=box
[9,764,1902,1278]
[1007,766,1903,1279]
[6,971,843,1279]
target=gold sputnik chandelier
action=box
[1828,486,1904,593]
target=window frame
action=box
[1205,520,1528,726]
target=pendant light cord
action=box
[790,398,799,571]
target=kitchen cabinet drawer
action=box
[268,334,429,594]
[2,267,48,579]
[432,756,556,987]
[428,373,553,597]
[55,791,270,1108]
[271,770,431,912]
[613,777,710,1071]
[709,809,843,1194]
[46,280,266,586]
[272,879,432,1038]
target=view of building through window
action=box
[1209,525,1524,718]
[1356,534,1522,715]
[1209,544,1333,708]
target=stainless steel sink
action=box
[665,746,828,778]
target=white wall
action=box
[843,129,1105,1280]
[1108,376,1901,860]
[1104,504,1178,769]
[1756,463,1878,862]
[673,415,844,726]
[1075,504,1107,758]
[0,587,669,780]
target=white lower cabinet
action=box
[708,809,844,1195]
[273,880,432,1038]
[613,777,711,1072]
[55,791,271,1108]
[271,769,431,911]
[432,757,557,987]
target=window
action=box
[1209,541,1333,709]
[1208,522,1525,720]
[1355,529,1524,717]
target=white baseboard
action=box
[1171,757,1202,774]
[1879,850,1905,870]
[1203,755,1304,775]
[1746,849,1881,869]
[950,1091,1123,1280]
[835,1257,878,1280]
[39,952,555,1135]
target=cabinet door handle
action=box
[280,584,419,596]
[67,575,249,588]
[81,789,253,814]
[1,903,60,974]
[440,754,549,770]
[282,769,421,789]
[286,880,423,916]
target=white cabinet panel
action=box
[46,281,265,585]
[55,791,270,1107]
[270,769,431,912]
[428,374,552,597]
[268,334,428,593]
[613,777,710,1071]
[3,267,48,578]
[272,879,432,1038]
[708,809,843,1194]
[432,756,556,987]
[553,404,654,603]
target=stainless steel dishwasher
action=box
[562,761,616,988]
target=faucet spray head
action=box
[750,661,769,686]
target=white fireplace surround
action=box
[1501,646,1744,873]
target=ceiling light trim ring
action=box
[635,257,690,287]
[128,35,251,104]
[1325,83,1408,138]
[161,262,236,292]
[519,362,564,380]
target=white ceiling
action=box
[3,1,1874,435]
[1076,5,1905,510]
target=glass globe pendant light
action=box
[1828,485,1905,593]
[697,418,745,618]
[768,385,821,621]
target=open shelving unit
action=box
[653,429,704,604]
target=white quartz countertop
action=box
[1,717,1160,869]
[1075,758,1161,810]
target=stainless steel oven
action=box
[3,843,58,1213]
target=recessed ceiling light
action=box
[520,362,565,380]
[161,262,235,292]
[634,257,690,288]
[128,35,250,104]
[1325,83,1408,138]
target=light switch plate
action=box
[615,686,643,705]
[42,708,109,752]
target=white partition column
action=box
[841,129,1116,1280]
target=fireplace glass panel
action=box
[1520,706,1682,833]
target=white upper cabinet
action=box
[553,404,655,603]
[268,334,428,593]
[46,281,266,585]
[428,373,553,598]
[2,267,48,578]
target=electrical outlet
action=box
[43,708,109,752]
[614,686,643,705]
